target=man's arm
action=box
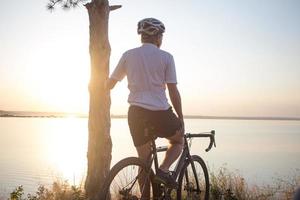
[108,53,126,90]
[167,83,184,131]
[107,78,118,90]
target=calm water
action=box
[0,117,300,196]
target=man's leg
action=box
[159,130,184,171]
[136,141,151,163]
[136,142,151,199]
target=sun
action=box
[30,55,90,113]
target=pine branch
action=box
[47,0,88,11]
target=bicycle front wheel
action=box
[101,157,156,200]
[177,155,209,200]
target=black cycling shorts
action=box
[128,105,182,147]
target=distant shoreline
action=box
[1,110,300,121]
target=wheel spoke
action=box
[103,157,155,199]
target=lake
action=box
[0,117,299,197]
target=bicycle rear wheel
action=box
[177,155,209,200]
[101,157,156,200]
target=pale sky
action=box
[0,0,300,117]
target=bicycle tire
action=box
[101,157,157,200]
[177,155,209,200]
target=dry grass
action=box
[9,180,86,200]
[210,167,300,200]
[6,168,300,200]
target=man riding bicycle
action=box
[108,18,184,188]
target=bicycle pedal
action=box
[154,178,178,189]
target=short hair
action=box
[141,33,162,44]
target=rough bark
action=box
[84,1,112,199]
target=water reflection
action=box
[42,117,88,185]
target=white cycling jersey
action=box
[110,43,177,111]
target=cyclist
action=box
[108,18,184,189]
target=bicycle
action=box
[101,130,216,200]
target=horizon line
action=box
[1,110,300,121]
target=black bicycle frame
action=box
[149,130,216,190]
[149,135,197,182]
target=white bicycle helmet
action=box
[137,18,165,35]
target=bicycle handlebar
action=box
[156,130,216,153]
[185,130,216,152]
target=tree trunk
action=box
[84,1,112,199]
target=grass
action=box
[209,167,300,200]
[5,168,300,200]
[8,181,86,200]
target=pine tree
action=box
[47,1,121,199]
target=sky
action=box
[0,0,300,117]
